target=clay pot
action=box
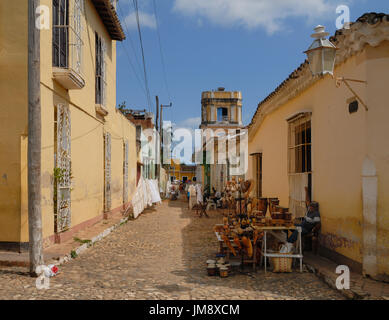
[207,265,217,276]
[219,266,229,278]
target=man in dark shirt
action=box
[281,201,320,253]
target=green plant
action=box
[73,237,91,244]
[70,250,78,259]
[117,101,129,114]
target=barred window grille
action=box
[96,33,107,106]
[54,104,72,233]
[288,113,312,174]
[53,0,84,74]
[53,0,69,68]
[287,113,312,217]
[104,132,112,212]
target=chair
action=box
[303,222,321,254]
[291,217,321,255]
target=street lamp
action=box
[304,25,337,76]
[305,25,368,111]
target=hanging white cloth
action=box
[188,184,197,209]
[132,177,146,218]
[195,183,203,204]
[148,179,161,204]
[166,181,172,198]
[131,177,157,218]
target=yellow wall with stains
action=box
[0,0,28,243]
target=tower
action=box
[199,87,243,192]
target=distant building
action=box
[198,87,244,192]
[167,159,196,183]
[124,110,157,183]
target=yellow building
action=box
[0,0,137,250]
[247,13,389,280]
[199,87,243,192]
[167,159,196,183]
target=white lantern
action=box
[304,25,337,76]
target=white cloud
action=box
[173,0,344,34]
[178,117,201,129]
[124,11,156,29]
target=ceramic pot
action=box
[219,266,229,278]
[207,265,216,276]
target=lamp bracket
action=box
[335,77,368,111]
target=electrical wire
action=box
[152,0,171,103]
[118,42,148,99]
[133,0,153,112]
[116,1,150,104]
[117,1,145,83]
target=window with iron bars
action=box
[95,33,107,106]
[52,0,84,74]
[288,113,312,174]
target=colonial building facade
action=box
[247,13,389,280]
[0,0,137,250]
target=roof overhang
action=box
[91,0,126,41]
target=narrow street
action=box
[0,199,343,300]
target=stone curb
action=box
[46,215,131,267]
[304,262,369,300]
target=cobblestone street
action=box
[0,199,344,300]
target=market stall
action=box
[207,178,302,277]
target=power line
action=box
[119,41,149,99]
[133,0,153,112]
[116,1,149,102]
[117,1,144,81]
[152,0,171,103]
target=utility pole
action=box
[155,96,160,180]
[28,0,44,276]
[159,102,172,165]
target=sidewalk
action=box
[304,252,389,300]
[0,209,132,268]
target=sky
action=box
[115,0,388,161]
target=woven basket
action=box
[271,253,293,273]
